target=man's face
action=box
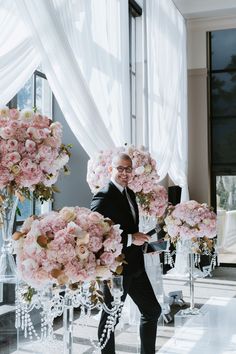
[111,158,133,187]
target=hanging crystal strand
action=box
[189,253,195,311]
[90,304,123,352]
[0,187,19,282]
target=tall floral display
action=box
[163,200,217,313]
[87,145,168,220]
[164,200,217,254]
[14,207,123,353]
[0,106,70,282]
[14,207,123,290]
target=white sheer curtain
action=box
[0,0,40,104]
[56,0,131,146]
[0,0,130,156]
[146,0,189,201]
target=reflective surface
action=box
[216,176,236,264]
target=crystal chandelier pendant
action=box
[0,187,19,283]
[16,277,124,354]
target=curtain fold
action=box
[0,0,130,157]
[146,0,189,201]
[15,0,116,157]
[52,0,131,146]
[0,0,40,104]
[12,0,131,156]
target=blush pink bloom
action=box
[164,201,217,253]
[14,207,123,289]
[87,145,167,218]
[0,108,69,198]
[6,139,18,152]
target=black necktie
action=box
[123,188,136,222]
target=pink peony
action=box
[164,201,217,254]
[0,108,70,200]
[87,145,167,218]
[14,207,123,289]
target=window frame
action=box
[208,30,236,266]
[129,0,142,145]
[7,68,53,229]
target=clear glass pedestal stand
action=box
[16,277,124,354]
[183,253,200,315]
[63,297,74,354]
[0,188,19,283]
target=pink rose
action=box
[100,252,116,266]
[88,236,103,252]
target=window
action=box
[129,0,142,145]
[8,67,53,228]
[209,29,236,264]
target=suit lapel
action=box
[108,182,138,226]
[127,187,139,225]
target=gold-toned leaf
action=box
[12,231,24,241]
[115,265,123,275]
[52,185,61,193]
[51,268,63,279]
[69,283,79,290]
[37,235,48,248]
[15,191,25,203]
[57,273,69,285]
[104,218,114,226]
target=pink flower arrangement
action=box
[0,106,70,201]
[137,185,168,218]
[87,146,124,194]
[87,145,168,218]
[163,200,217,253]
[14,206,123,290]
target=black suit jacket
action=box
[91,181,144,274]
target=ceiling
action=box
[172,0,236,19]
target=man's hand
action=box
[132,232,150,246]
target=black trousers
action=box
[98,270,162,354]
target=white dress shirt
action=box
[111,177,134,247]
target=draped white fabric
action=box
[0,0,40,104]
[146,0,189,201]
[0,0,130,156]
[56,0,131,146]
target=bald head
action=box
[110,153,133,187]
[112,153,132,167]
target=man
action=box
[91,153,161,354]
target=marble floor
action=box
[158,296,236,354]
[1,266,236,354]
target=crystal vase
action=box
[63,295,74,354]
[0,187,19,283]
[183,252,200,315]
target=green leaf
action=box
[16,206,21,216]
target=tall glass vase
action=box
[63,295,74,354]
[0,187,19,283]
[180,252,200,315]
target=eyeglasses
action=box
[115,166,133,173]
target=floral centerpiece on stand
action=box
[163,200,217,313]
[87,145,168,220]
[14,206,123,290]
[163,200,217,255]
[0,106,70,201]
[14,207,124,351]
[0,106,71,281]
